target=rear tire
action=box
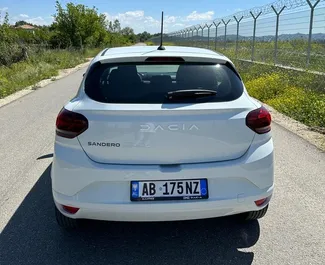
[239,205,269,221]
[55,207,78,229]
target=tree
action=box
[137,31,152,42]
[120,27,136,42]
[0,12,17,43]
[108,19,121,33]
[113,19,121,33]
[52,1,108,48]
[121,27,134,36]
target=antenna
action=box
[157,11,165,50]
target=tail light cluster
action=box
[56,108,88,139]
[246,106,272,134]
[55,106,270,138]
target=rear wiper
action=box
[166,89,217,101]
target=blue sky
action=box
[0,0,275,33]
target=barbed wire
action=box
[170,0,325,34]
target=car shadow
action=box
[0,164,260,265]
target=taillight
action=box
[56,108,88,139]
[246,106,271,134]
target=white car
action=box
[52,45,274,229]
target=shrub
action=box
[245,73,288,102]
[267,87,325,128]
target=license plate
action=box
[130,179,208,201]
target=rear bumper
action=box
[54,187,273,221]
[51,135,274,221]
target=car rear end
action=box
[51,47,274,224]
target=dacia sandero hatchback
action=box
[52,46,274,228]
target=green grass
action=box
[0,49,93,98]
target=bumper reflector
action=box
[255,198,268,207]
[62,205,80,214]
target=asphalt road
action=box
[1,66,325,265]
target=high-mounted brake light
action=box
[145,57,185,62]
[56,108,88,139]
[246,106,272,134]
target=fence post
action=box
[234,16,243,59]
[187,29,191,45]
[207,24,213,49]
[271,5,286,65]
[250,11,262,61]
[201,25,206,48]
[181,30,184,45]
[195,27,199,47]
[213,22,221,51]
[191,28,194,45]
[222,19,231,50]
[187,29,190,45]
[306,0,320,67]
[198,26,202,47]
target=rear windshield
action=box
[84,63,243,103]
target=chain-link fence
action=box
[151,0,325,73]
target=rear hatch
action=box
[76,60,256,165]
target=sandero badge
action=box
[88,142,121,147]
